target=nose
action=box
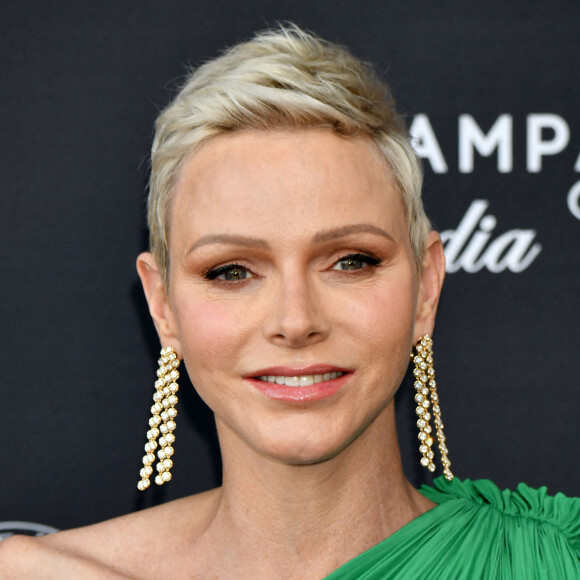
[263,272,329,348]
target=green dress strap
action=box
[324,477,580,579]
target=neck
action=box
[195,403,434,579]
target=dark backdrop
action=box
[1,0,578,532]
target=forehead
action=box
[170,129,407,243]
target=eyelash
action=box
[204,263,252,281]
[332,253,383,271]
[203,253,383,282]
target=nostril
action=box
[263,282,329,346]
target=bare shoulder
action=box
[0,534,131,579]
[0,488,220,579]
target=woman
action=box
[3,25,579,579]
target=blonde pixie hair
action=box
[148,24,430,284]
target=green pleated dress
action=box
[325,477,580,579]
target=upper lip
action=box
[247,364,353,377]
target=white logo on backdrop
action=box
[0,521,59,541]
[410,113,579,273]
[410,113,579,174]
[567,181,580,221]
[441,201,541,273]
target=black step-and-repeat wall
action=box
[1,1,578,534]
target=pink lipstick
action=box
[245,365,353,402]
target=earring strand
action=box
[412,335,453,481]
[138,346,180,491]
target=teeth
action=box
[257,372,343,387]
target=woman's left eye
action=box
[332,253,383,271]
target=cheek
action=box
[339,278,417,393]
[340,280,417,345]
[172,297,247,372]
[349,284,417,395]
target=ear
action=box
[413,231,446,342]
[136,252,182,356]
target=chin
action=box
[267,443,347,466]
[252,422,358,466]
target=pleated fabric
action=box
[324,477,580,579]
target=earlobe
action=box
[413,231,446,341]
[136,252,182,355]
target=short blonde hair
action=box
[148,24,430,283]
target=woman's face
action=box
[139,129,444,465]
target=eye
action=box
[332,253,383,271]
[205,264,253,282]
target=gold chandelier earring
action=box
[412,335,453,481]
[137,346,180,491]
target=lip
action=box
[245,365,353,402]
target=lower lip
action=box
[246,373,352,402]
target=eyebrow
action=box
[188,234,271,254]
[187,223,394,254]
[313,223,395,244]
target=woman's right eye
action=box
[204,264,253,282]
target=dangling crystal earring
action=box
[137,346,180,491]
[412,335,453,481]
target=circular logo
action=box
[567,180,580,221]
[0,521,59,541]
